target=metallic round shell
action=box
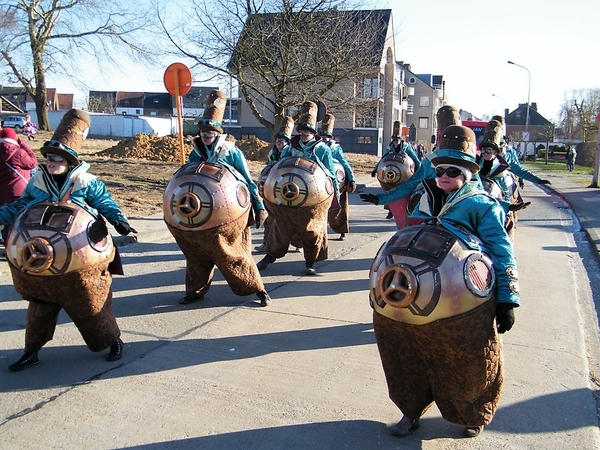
[369,225,495,324]
[262,157,334,207]
[5,202,114,276]
[376,152,415,190]
[333,160,347,193]
[163,161,251,231]
[257,164,274,198]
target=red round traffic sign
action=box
[163,63,193,96]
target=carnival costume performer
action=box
[370,121,419,228]
[360,106,464,215]
[165,89,271,307]
[1,109,136,372]
[256,101,338,275]
[370,125,519,439]
[255,116,294,253]
[478,119,529,238]
[320,113,356,241]
[490,115,551,187]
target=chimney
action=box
[531,102,537,111]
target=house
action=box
[505,103,554,156]
[228,9,445,156]
[88,86,222,120]
[400,63,447,152]
[0,86,73,115]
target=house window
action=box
[419,117,429,129]
[419,96,430,107]
[135,109,141,115]
[408,77,416,85]
[363,78,379,99]
[355,107,378,128]
[393,80,400,100]
[358,136,372,144]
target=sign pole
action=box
[163,63,193,165]
[173,69,186,165]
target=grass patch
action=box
[522,160,594,176]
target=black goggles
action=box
[435,166,464,178]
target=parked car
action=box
[1,115,28,131]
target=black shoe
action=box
[257,290,271,307]
[257,255,276,271]
[107,338,123,362]
[463,426,483,438]
[339,233,346,241]
[305,262,317,275]
[9,351,39,372]
[386,211,394,219]
[179,295,205,305]
[390,416,420,437]
[254,243,266,253]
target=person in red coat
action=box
[0,127,38,243]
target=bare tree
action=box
[558,88,600,142]
[0,0,157,131]
[156,0,388,140]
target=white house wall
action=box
[28,111,179,138]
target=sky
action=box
[46,0,599,123]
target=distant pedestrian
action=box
[566,145,577,172]
[22,115,38,140]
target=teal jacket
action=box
[189,134,265,213]
[327,140,355,183]
[0,162,128,227]
[501,146,543,184]
[411,178,520,306]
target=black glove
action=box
[256,209,268,229]
[496,303,515,334]
[538,179,551,185]
[115,221,137,236]
[508,201,531,212]
[371,170,377,178]
[359,193,379,205]
[347,181,357,193]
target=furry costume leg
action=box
[168,213,264,298]
[11,260,121,352]
[373,301,503,427]
[265,199,329,263]
[328,190,350,234]
[24,300,62,352]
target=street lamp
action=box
[507,61,531,139]
[491,93,506,118]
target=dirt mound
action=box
[98,133,271,163]
[98,133,192,162]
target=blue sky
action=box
[48,0,598,123]
[384,0,599,122]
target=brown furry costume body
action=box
[168,212,265,298]
[373,301,503,427]
[264,198,329,264]
[327,190,349,234]
[10,255,119,352]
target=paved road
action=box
[1,173,599,449]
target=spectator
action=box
[566,145,577,172]
[22,115,38,140]
[0,127,38,244]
